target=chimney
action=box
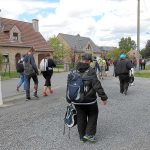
[32,19,39,32]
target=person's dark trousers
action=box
[25,74,38,98]
[143,63,146,70]
[140,64,142,70]
[119,74,129,93]
[42,71,53,86]
[75,102,98,139]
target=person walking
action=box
[142,57,146,70]
[115,54,133,95]
[40,53,56,96]
[16,54,26,91]
[67,53,108,143]
[90,56,101,79]
[24,48,39,101]
[113,58,119,76]
[100,59,106,79]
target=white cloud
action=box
[0,0,150,49]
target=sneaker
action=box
[43,92,48,97]
[83,135,96,143]
[16,87,19,92]
[80,138,87,143]
[49,89,53,94]
[34,94,39,98]
[26,97,31,101]
[34,92,39,98]
[124,89,127,95]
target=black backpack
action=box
[63,104,77,138]
[16,60,24,73]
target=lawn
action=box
[0,64,65,80]
[134,64,150,78]
[135,72,150,78]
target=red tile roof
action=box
[0,17,52,52]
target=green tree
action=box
[107,48,122,60]
[144,40,150,58]
[119,37,136,52]
[48,36,66,63]
[140,48,145,58]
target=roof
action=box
[99,46,116,51]
[58,33,100,52]
[127,49,141,58]
[0,17,52,52]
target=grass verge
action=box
[0,71,19,80]
[135,71,150,78]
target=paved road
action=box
[0,66,150,150]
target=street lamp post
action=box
[137,0,140,70]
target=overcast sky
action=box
[0,0,150,49]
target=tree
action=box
[48,36,66,63]
[143,40,150,58]
[107,48,122,60]
[119,37,136,52]
[140,48,145,58]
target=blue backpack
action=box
[66,69,93,103]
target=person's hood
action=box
[76,62,90,73]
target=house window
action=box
[13,32,18,41]
[86,44,91,50]
[2,54,9,63]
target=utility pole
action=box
[137,0,140,70]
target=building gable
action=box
[0,17,52,52]
[9,25,21,42]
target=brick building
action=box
[0,17,53,71]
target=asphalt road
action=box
[0,66,150,150]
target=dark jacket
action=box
[41,58,56,75]
[24,54,39,75]
[73,62,108,105]
[115,59,133,76]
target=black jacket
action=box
[74,62,108,105]
[24,54,39,75]
[115,59,133,76]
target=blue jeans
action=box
[17,73,26,90]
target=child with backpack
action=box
[66,53,108,143]
[16,54,26,91]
